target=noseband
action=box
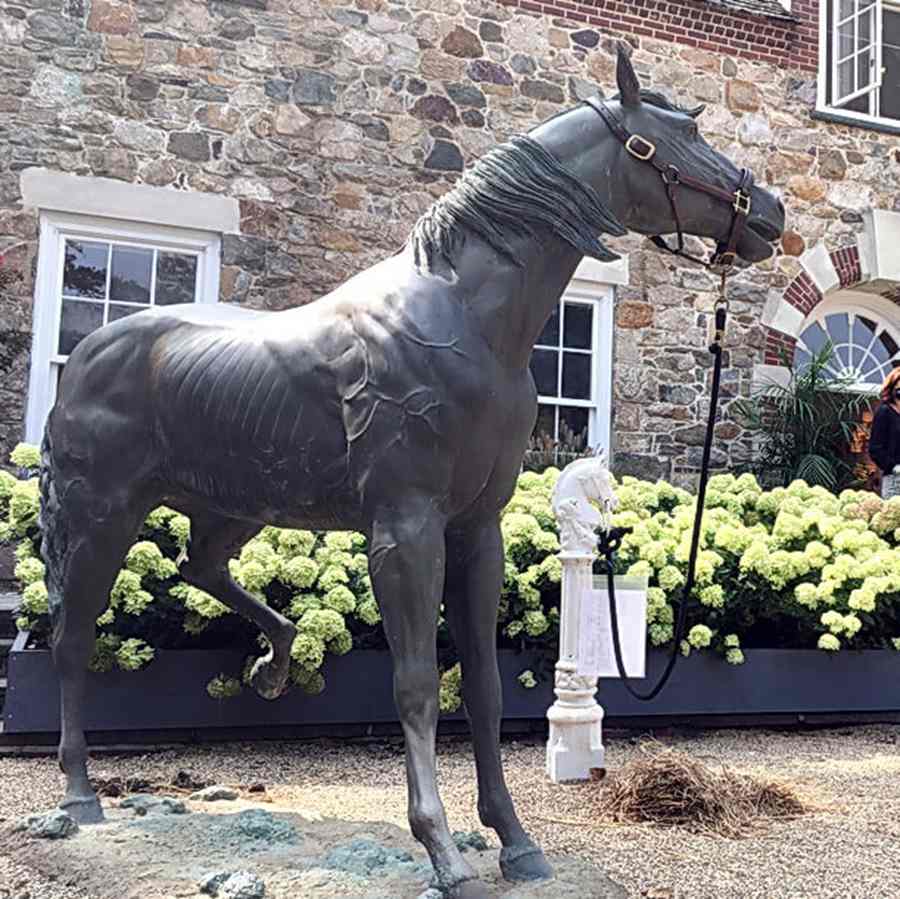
[584,96,753,275]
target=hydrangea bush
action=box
[3,444,900,706]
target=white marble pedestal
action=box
[546,551,605,783]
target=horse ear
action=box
[616,43,641,108]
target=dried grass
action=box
[594,743,809,838]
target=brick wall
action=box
[499,0,820,70]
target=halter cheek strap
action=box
[583,95,754,276]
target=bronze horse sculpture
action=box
[40,47,784,897]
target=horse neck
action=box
[447,231,584,370]
[449,108,624,371]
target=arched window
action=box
[794,299,900,391]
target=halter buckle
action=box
[733,191,752,216]
[625,135,656,162]
[709,249,737,275]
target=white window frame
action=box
[831,0,882,106]
[529,254,626,462]
[818,0,900,128]
[793,293,900,393]
[25,211,221,443]
[533,286,614,456]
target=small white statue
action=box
[551,451,618,555]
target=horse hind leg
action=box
[43,463,150,823]
[179,512,296,700]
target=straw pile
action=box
[595,744,809,837]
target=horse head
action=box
[531,45,786,268]
[552,455,617,522]
[612,47,785,264]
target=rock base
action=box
[2,797,625,899]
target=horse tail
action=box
[39,423,66,643]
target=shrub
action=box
[734,341,875,491]
[4,443,900,702]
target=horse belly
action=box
[153,329,353,520]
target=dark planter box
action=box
[2,633,553,734]
[4,632,900,734]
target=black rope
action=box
[598,301,728,701]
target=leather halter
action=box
[584,95,754,275]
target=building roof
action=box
[704,0,798,21]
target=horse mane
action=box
[408,134,627,274]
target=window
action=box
[794,302,900,390]
[527,288,613,467]
[25,212,221,442]
[818,0,900,127]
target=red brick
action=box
[496,0,817,70]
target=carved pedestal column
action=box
[546,550,604,783]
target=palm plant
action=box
[735,340,876,491]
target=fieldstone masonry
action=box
[1,0,899,482]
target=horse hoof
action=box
[249,656,288,700]
[445,878,490,899]
[60,796,104,824]
[499,843,554,883]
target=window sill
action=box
[811,108,900,137]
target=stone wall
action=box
[1,0,899,482]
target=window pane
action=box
[825,313,850,344]
[563,303,593,350]
[838,20,855,62]
[801,321,829,354]
[838,0,853,20]
[536,306,559,347]
[108,303,143,323]
[63,240,108,299]
[59,300,103,355]
[793,347,812,372]
[867,338,890,365]
[859,356,883,379]
[883,11,900,121]
[156,252,198,306]
[530,348,559,396]
[836,343,851,368]
[562,352,591,400]
[559,406,589,447]
[838,58,854,98]
[532,404,557,442]
[857,49,872,90]
[859,8,873,47]
[854,315,878,345]
[880,331,899,360]
[110,246,153,303]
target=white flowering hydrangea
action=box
[281,556,319,589]
[688,625,713,649]
[10,443,41,470]
[14,556,45,586]
[9,440,900,699]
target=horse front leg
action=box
[444,517,554,884]
[368,499,482,899]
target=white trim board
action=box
[19,168,241,234]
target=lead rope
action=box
[597,273,729,701]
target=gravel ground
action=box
[1,725,898,898]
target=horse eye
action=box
[688,123,699,138]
